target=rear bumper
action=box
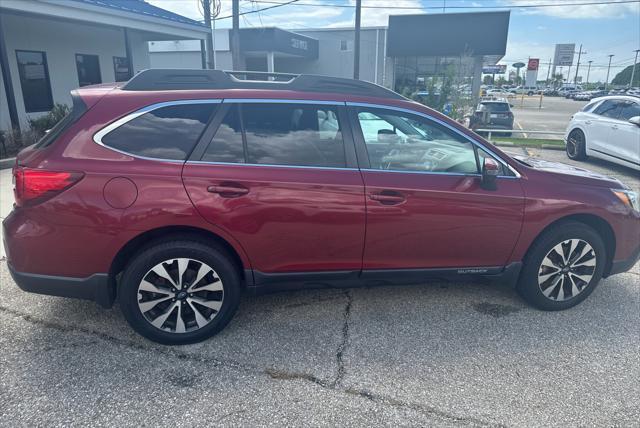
[8,263,114,308]
[608,245,640,276]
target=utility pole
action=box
[231,0,240,71]
[573,44,586,85]
[353,0,361,79]
[605,54,614,89]
[630,49,640,88]
[586,60,592,84]
[545,58,552,85]
[202,0,215,69]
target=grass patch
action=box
[490,137,564,147]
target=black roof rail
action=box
[121,69,405,100]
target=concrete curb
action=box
[541,144,565,151]
[0,157,16,170]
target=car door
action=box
[349,104,525,272]
[610,100,640,167]
[183,101,366,279]
[588,99,625,155]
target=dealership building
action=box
[1,2,510,132]
[0,0,210,130]
[151,11,510,99]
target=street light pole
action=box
[573,44,586,85]
[630,49,640,88]
[353,0,361,80]
[231,0,240,71]
[586,60,592,84]
[605,54,614,89]
[202,0,215,69]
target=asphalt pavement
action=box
[1,152,639,427]
[510,96,588,139]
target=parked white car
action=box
[565,95,640,171]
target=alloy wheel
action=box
[567,131,582,158]
[538,239,596,301]
[137,258,224,333]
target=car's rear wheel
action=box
[566,129,587,160]
[119,238,241,344]
[517,222,606,311]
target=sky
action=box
[147,0,640,83]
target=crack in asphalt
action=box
[331,289,352,388]
[0,298,500,427]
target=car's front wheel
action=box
[517,222,606,311]
[566,128,587,160]
[119,237,241,344]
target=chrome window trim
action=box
[92,99,223,161]
[186,160,359,172]
[222,98,344,106]
[346,101,522,178]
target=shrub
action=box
[28,103,70,139]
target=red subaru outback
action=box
[4,70,639,344]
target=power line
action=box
[216,0,300,20]
[232,0,639,12]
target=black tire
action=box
[119,237,241,345]
[527,91,534,96]
[517,222,606,311]
[566,128,587,160]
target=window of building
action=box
[15,50,54,113]
[76,54,102,87]
[101,103,217,160]
[340,40,349,51]
[113,56,132,81]
[356,108,479,174]
[241,103,346,168]
[202,105,245,163]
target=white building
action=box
[0,0,210,130]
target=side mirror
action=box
[628,116,640,127]
[481,157,500,190]
[378,129,400,144]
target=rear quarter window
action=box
[100,103,217,160]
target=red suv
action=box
[4,70,639,344]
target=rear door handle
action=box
[369,192,406,205]
[584,120,592,125]
[207,184,249,197]
[611,124,618,130]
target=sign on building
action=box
[482,64,507,74]
[553,44,575,66]
[527,58,539,70]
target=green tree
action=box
[611,63,640,87]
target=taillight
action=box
[13,167,84,207]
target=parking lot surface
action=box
[510,96,588,139]
[1,152,639,427]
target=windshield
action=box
[482,103,510,112]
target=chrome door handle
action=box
[369,192,406,205]
[207,184,249,197]
[584,120,591,125]
[611,125,618,130]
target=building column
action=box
[123,28,134,78]
[200,40,207,69]
[267,51,275,74]
[0,12,20,131]
[471,56,483,101]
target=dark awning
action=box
[387,11,510,58]
[239,28,319,59]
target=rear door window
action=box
[201,105,244,163]
[618,102,640,121]
[241,103,346,168]
[593,100,624,119]
[101,103,217,160]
